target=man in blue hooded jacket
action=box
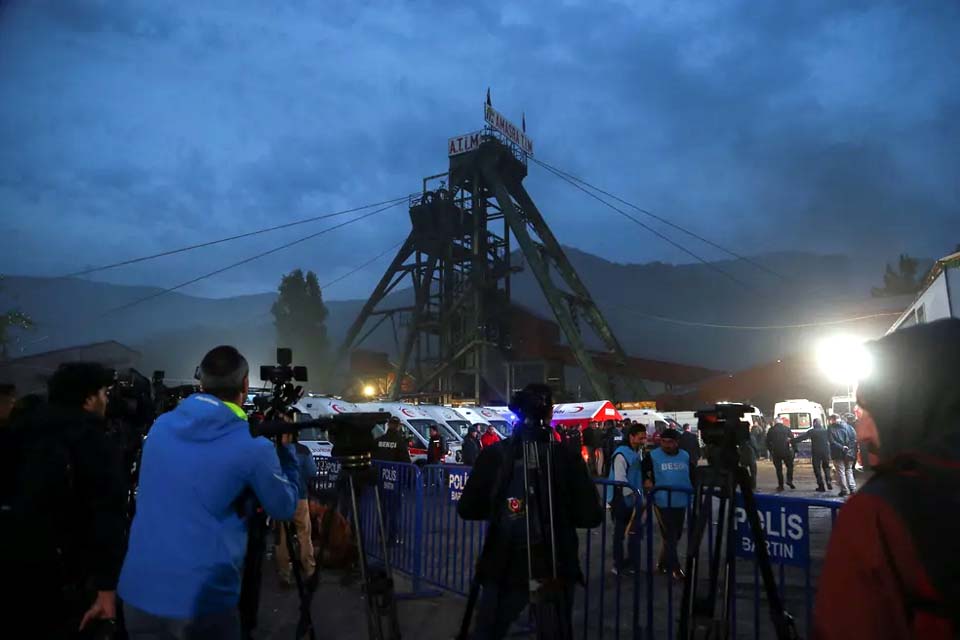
[119,346,299,638]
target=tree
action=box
[871,254,922,297]
[0,276,34,359]
[270,269,329,379]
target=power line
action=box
[610,306,902,331]
[320,240,405,290]
[63,195,409,278]
[100,201,405,318]
[534,160,757,291]
[531,156,785,281]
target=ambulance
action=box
[291,395,363,487]
[418,405,468,463]
[354,401,462,465]
[454,406,510,439]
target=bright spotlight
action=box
[362,384,376,398]
[816,335,873,387]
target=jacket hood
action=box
[858,319,960,462]
[160,393,249,442]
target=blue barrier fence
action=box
[337,461,842,639]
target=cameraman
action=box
[1,362,126,637]
[458,383,603,639]
[118,346,299,637]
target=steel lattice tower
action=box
[335,114,625,403]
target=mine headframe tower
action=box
[335,112,626,404]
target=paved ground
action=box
[257,459,868,639]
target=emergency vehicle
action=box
[418,405,468,463]
[774,399,827,457]
[291,395,363,487]
[354,401,462,465]
[454,406,509,439]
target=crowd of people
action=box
[0,319,956,638]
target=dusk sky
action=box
[1,1,957,299]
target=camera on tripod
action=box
[256,348,309,419]
[696,402,751,449]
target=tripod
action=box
[457,434,573,640]
[521,438,574,640]
[239,505,317,640]
[341,453,402,640]
[678,449,799,640]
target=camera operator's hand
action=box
[78,590,116,631]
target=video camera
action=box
[260,347,308,386]
[696,402,753,471]
[255,348,309,420]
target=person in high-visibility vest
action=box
[641,428,693,580]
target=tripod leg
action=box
[349,475,385,640]
[735,469,798,640]
[283,520,315,640]
[371,484,403,639]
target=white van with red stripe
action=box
[355,402,461,465]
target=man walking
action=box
[462,424,482,466]
[606,424,645,575]
[119,346,299,637]
[766,417,796,491]
[641,428,692,579]
[828,414,857,497]
[793,418,832,492]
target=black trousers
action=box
[812,454,832,488]
[654,506,686,571]
[474,581,574,640]
[771,455,794,487]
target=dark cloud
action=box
[0,0,956,299]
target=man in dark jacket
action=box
[766,417,796,491]
[458,384,603,639]
[561,423,583,460]
[678,424,701,468]
[1,362,127,637]
[793,419,832,492]
[815,319,960,640]
[750,422,767,459]
[462,424,482,466]
[827,414,858,496]
[373,416,412,463]
[601,419,624,476]
[426,424,446,464]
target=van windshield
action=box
[444,419,471,437]
[832,401,853,415]
[406,419,437,441]
[436,421,463,442]
[489,420,511,438]
[778,413,812,431]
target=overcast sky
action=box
[1,0,957,299]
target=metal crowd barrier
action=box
[339,461,843,639]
